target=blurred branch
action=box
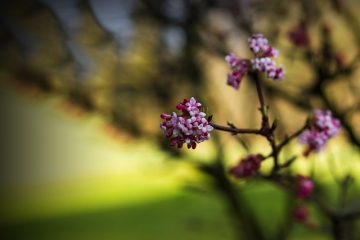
[199,135,265,240]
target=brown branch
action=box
[210,123,262,135]
[277,123,309,152]
[251,74,282,172]
[252,73,269,128]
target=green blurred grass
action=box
[2,191,234,240]
[2,183,331,240]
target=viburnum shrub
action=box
[160,34,342,238]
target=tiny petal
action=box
[273,67,285,80]
[160,113,171,120]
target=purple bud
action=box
[293,206,309,222]
[296,175,314,199]
[229,154,263,178]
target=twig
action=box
[277,123,309,152]
[210,123,262,135]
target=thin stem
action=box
[210,123,262,135]
[256,122,308,166]
[252,73,268,127]
[270,138,280,172]
[277,123,309,152]
[278,156,297,169]
[254,77,266,111]
[251,73,281,171]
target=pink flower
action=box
[248,34,284,80]
[229,154,262,178]
[288,21,310,47]
[299,109,341,156]
[296,175,314,199]
[225,53,243,68]
[248,34,270,55]
[225,33,284,87]
[313,110,341,137]
[299,129,328,154]
[160,97,213,149]
[251,58,284,80]
[262,46,279,58]
[251,57,275,72]
[225,54,249,89]
[268,66,284,80]
[248,34,280,58]
[293,206,309,222]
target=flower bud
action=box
[296,175,314,199]
[160,97,213,149]
[293,206,309,222]
[229,154,262,178]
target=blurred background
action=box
[1,0,360,239]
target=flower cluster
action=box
[299,109,341,156]
[160,97,213,149]
[248,34,279,58]
[313,109,341,137]
[249,34,284,80]
[296,175,315,199]
[251,57,284,80]
[229,154,262,178]
[225,54,249,89]
[225,34,284,90]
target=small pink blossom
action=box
[248,34,279,58]
[268,66,284,80]
[229,154,262,178]
[313,110,341,137]
[251,57,275,72]
[288,21,310,47]
[251,58,284,80]
[225,53,243,68]
[299,109,341,156]
[248,34,270,55]
[299,129,328,154]
[160,97,213,149]
[225,53,249,89]
[248,34,284,80]
[225,33,284,88]
[262,46,279,58]
[293,206,309,222]
[296,175,314,199]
